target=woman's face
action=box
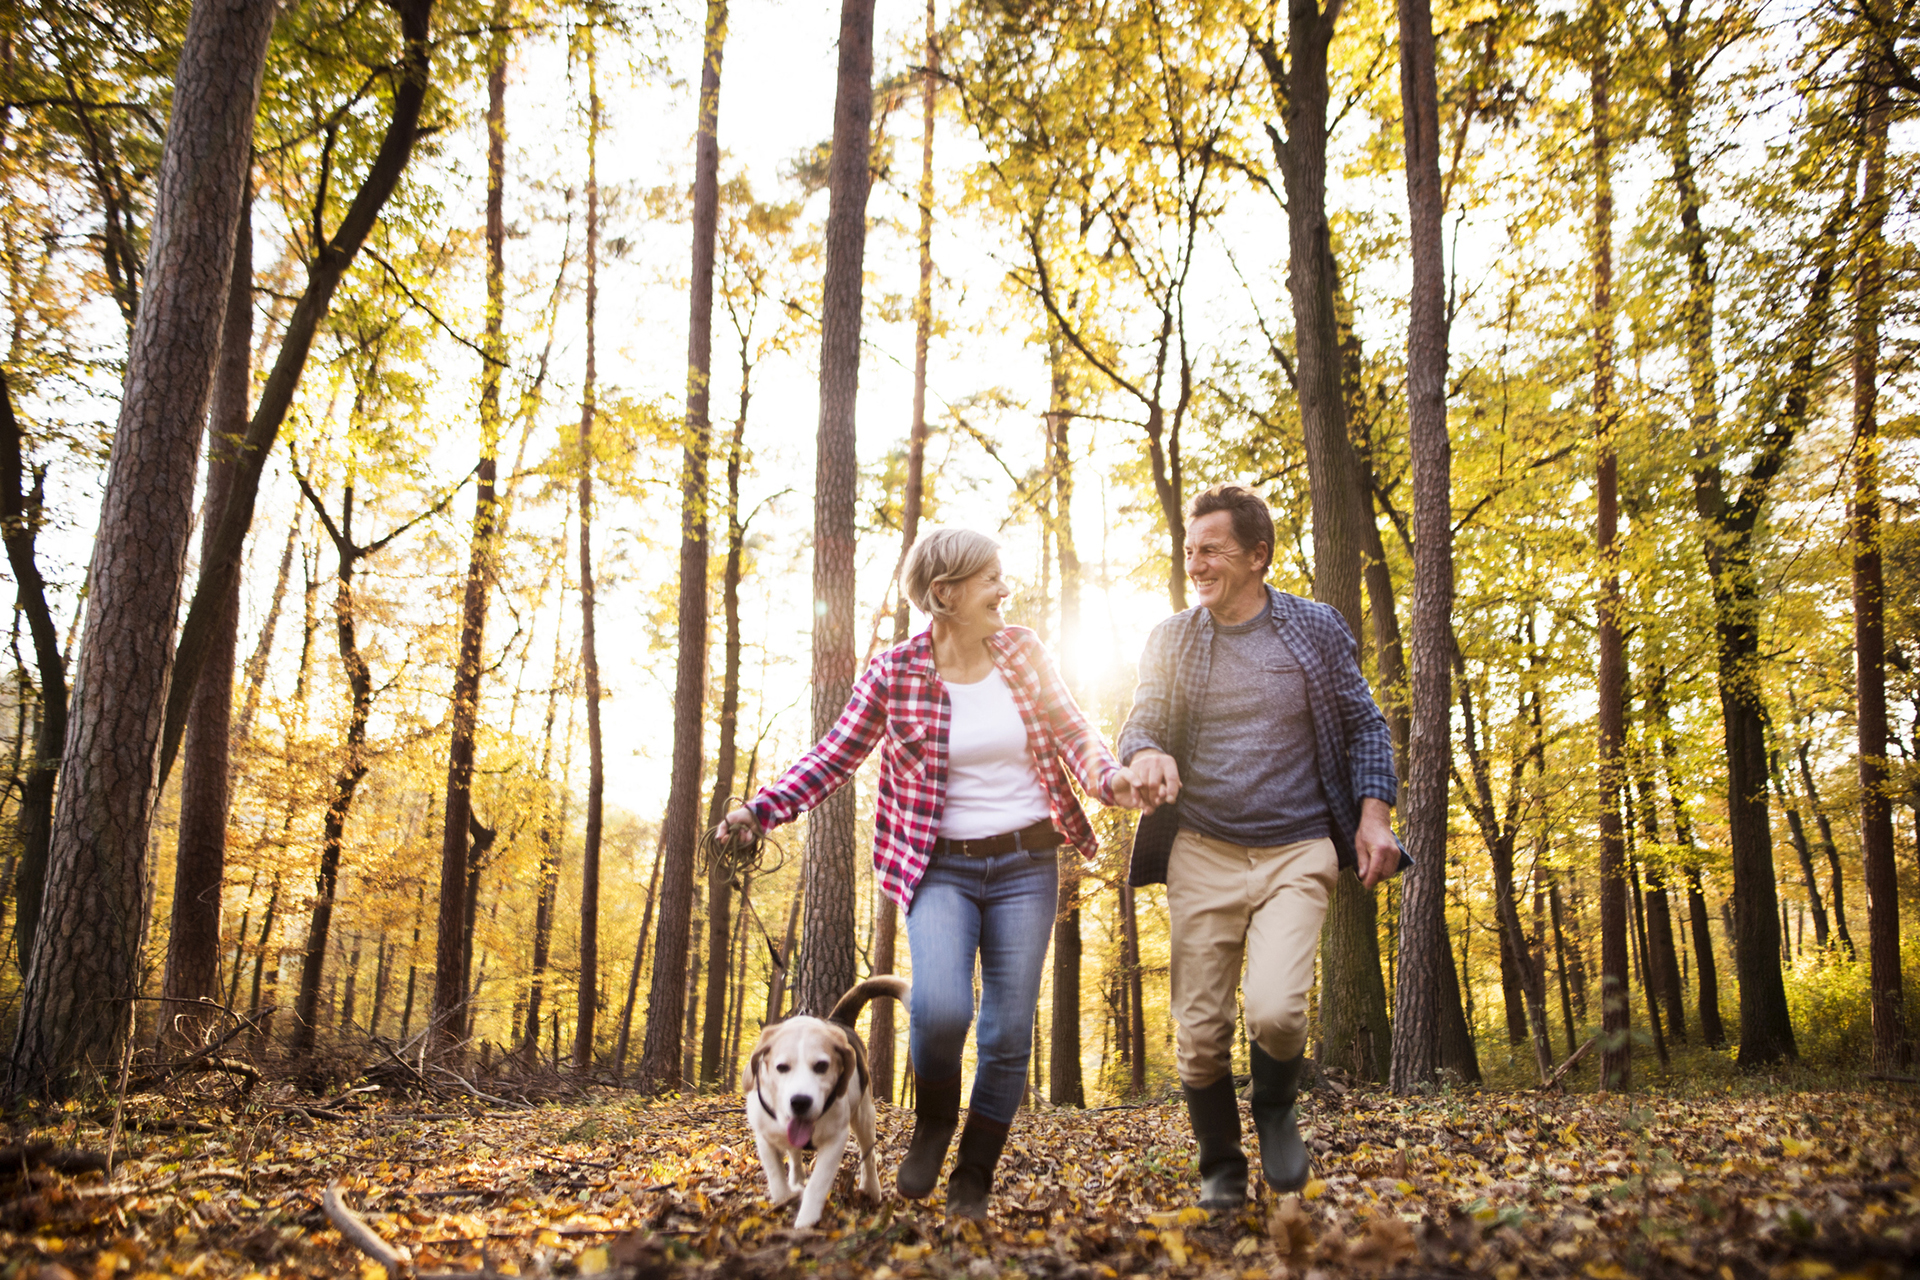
[938,556,1010,634]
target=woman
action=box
[721,527,1137,1218]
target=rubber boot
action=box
[1182,1075,1248,1210]
[898,1072,962,1199]
[1249,1043,1311,1192]
[944,1113,1011,1219]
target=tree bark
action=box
[1591,30,1631,1093]
[231,513,299,748]
[0,374,68,976]
[1047,331,1086,1108]
[431,7,507,1062]
[1258,0,1392,1085]
[1850,74,1909,1071]
[681,0,732,1092]
[1769,746,1829,948]
[614,832,663,1077]
[160,190,253,1049]
[8,0,276,1095]
[792,0,875,1019]
[1388,0,1453,1096]
[572,26,610,1077]
[1119,881,1147,1097]
[871,0,938,1105]
[1651,670,1726,1046]
[157,0,437,790]
[1795,744,1853,953]
[634,3,724,1086]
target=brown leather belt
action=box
[934,818,1063,859]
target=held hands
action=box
[1125,749,1182,814]
[1353,797,1401,890]
[716,805,761,848]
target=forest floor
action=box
[1,1073,1917,1280]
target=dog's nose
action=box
[790,1094,814,1116]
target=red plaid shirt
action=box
[744,626,1120,910]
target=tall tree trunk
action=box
[1851,74,1908,1071]
[1631,759,1687,1042]
[1047,332,1086,1108]
[614,833,663,1077]
[231,513,299,747]
[1770,746,1830,947]
[0,375,69,975]
[1651,670,1726,1046]
[432,3,506,1061]
[157,0,436,789]
[573,26,609,1077]
[687,0,734,1093]
[1119,881,1146,1097]
[792,0,875,1018]
[768,887,802,1021]
[637,3,724,1085]
[1591,28,1631,1092]
[1795,745,1853,953]
[160,190,254,1049]
[8,0,276,1094]
[1259,0,1392,1085]
[871,0,938,1105]
[1389,0,1453,1096]
[292,528,372,1055]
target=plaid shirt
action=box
[1117,586,1401,886]
[744,626,1120,910]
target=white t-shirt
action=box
[938,667,1053,840]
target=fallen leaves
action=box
[0,1082,1915,1278]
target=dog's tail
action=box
[828,974,908,1029]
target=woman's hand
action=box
[717,806,761,847]
[1110,767,1150,813]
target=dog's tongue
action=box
[787,1118,815,1149]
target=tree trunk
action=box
[767,887,802,1022]
[0,374,69,975]
[160,190,254,1050]
[232,513,299,747]
[1388,0,1453,1096]
[8,0,276,1095]
[636,3,725,1085]
[613,833,663,1077]
[1119,881,1147,1096]
[430,2,506,1063]
[792,0,875,1019]
[1851,75,1908,1071]
[1651,673,1726,1047]
[1548,873,1578,1056]
[1591,32,1631,1093]
[1795,745,1853,953]
[1769,747,1830,948]
[157,0,437,789]
[573,27,609,1077]
[1046,333,1086,1108]
[684,0,733,1091]
[870,0,939,1106]
[1259,0,1392,1085]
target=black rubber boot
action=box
[1249,1043,1311,1192]
[944,1113,1010,1219]
[898,1072,962,1199]
[1182,1075,1248,1210]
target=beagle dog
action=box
[745,975,907,1229]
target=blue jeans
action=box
[904,845,1059,1124]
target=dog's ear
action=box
[745,1027,775,1094]
[820,1025,865,1110]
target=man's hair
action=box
[903,526,1002,616]
[1188,482,1274,570]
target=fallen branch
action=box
[128,1006,275,1093]
[0,1143,113,1178]
[325,1180,505,1279]
[323,1181,411,1278]
[1543,1036,1597,1091]
[129,1055,261,1092]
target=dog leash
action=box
[701,810,791,972]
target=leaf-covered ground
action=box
[3,1081,1917,1280]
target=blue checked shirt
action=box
[1117,586,1401,886]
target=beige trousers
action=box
[1167,827,1337,1087]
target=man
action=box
[1120,482,1403,1210]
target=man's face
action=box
[1184,510,1267,613]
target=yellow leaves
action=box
[1301,1178,1327,1200]
[1781,1136,1815,1160]
[1232,1235,1262,1257]
[1584,1263,1634,1279]
[890,1243,931,1262]
[576,1245,611,1275]
[1157,1227,1188,1266]
[1773,1263,1835,1280]
[1174,1206,1208,1227]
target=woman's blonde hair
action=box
[903,527,1002,617]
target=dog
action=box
[745,974,908,1229]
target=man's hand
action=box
[717,806,761,848]
[1353,797,1400,890]
[1129,749,1182,812]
